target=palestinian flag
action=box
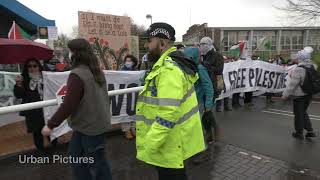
[8,21,31,40]
[264,40,272,50]
[257,37,272,50]
[229,41,245,57]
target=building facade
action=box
[183,24,320,59]
[182,23,214,45]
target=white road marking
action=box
[268,108,320,118]
[238,152,249,156]
[262,111,320,121]
[257,95,320,104]
[252,155,262,160]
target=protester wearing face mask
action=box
[199,37,225,112]
[121,54,138,71]
[43,48,70,72]
[121,55,138,139]
[14,59,56,151]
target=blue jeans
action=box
[68,131,112,180]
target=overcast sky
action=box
[18,0,289,41]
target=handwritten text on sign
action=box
[78,11,131,44]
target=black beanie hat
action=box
[146,22,176,41]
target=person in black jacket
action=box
[200,37,224,83]
[199,37,223,140]
[14,59,55,151]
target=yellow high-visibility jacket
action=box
[136,47,205,168]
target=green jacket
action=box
[136,47,205,168]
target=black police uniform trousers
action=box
[156,167,187,180]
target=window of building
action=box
[228,32,237,49]
[271,36,277,50]
[307,30,320,50]
[223,33,229,51]
[238,31,250,42]
[252,36,257,50]
[281,35,303,50]
[281,36,291,50]
[222,31,238,51]
[292,36,303,50]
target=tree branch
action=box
[275,0,320,25]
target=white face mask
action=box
[125,62,133,69]
[28,72,41,80]
[200,44,211,55]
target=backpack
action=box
[299,65,320,95]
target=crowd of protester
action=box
[10,22,319,180]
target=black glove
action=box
[202,110,214,131]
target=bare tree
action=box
[71,25,79,39]
[54,33,70,48]
[122,14,146,36]
[276,0,320,24]
[120,13,146,36]
[130,18,147,36]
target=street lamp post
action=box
[146,14,152,25]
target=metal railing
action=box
[0,86,144,115]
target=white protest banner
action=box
[0,71,24,127]
[42,70,145,139]
[40,61,295,139]
[42,71,69,139]
[217,60,289,99]
[0,72,19,106]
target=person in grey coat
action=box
[282,47,316,140]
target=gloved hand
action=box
[216,75,225,91]
[202,110,214,131]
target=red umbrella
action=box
[0,38,54,64]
